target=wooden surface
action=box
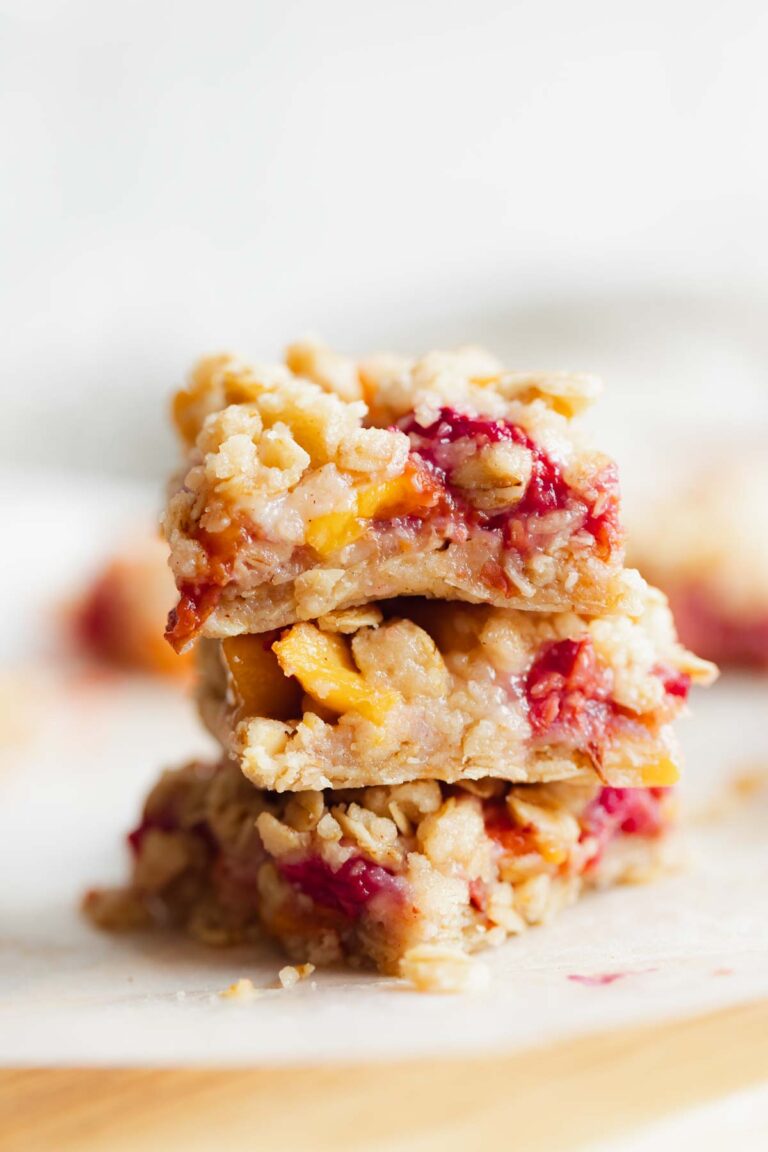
[2,999,767,1152]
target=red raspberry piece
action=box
[278,855,404,919]
[525,637,614,764]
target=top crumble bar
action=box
[164,341,641,648]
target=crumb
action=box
[277,963,316,989]
[400,945,490,994]
[82,886,151,930]
[220,977,264,1001]
[713,967,734,977]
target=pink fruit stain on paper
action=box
[567,968,657,987]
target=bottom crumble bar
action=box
[85,760,675,984]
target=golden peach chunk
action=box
[221,634,303,720]
[305,509,365,556]
[639,757,680,787]
[305,471,436,558]
[356,473,415,518]
[272,623,400,724]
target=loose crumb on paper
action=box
[220,966,316,1001]
[220,978,265,1002]
[278,963,316,989]
[400,945,490,994]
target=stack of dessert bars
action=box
[87,341,716,989]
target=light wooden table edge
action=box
[2,998,767,1152]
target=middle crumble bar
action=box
[165,342,642,649]
[198,589,716,793]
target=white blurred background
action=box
[3,3,768,1093]
[2,0,768,494]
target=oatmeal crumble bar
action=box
[77,535,193,677]
[631,455,768,668]
[196,590,715,792]
[85,758,676,978]
[84,337,719,990]
[164,342,640,648]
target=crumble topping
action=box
[163,341,631,647]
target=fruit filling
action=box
[581,787,668,860]
[166,518,261,651]
[523,637,691,772]
[485,785,668,871]
[400,407,620,553]
[199,593,713,793]
[278,856,406,920]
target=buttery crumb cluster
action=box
[86,340,716,990]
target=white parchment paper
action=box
[0,476,766,1066]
